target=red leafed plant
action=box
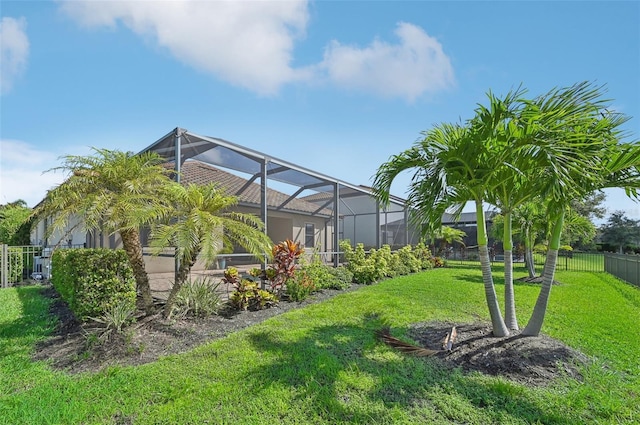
[268,239,304,294]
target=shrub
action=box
[299,252,353,290]
[431,256,446,268]
[285,270,315,301]
[51,249,136,321]
[90,299,136,338]
[374,245,394,277]
[328,266,353,289]
[340,241,387,284]
[268,239,304,294]
[173,276,222,318]
[413,242,434,270]
[224,267,277,311]
[397,245,422,274]
[299,257,328,289]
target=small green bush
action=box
[340,241,387,284]
[90,299,136,338]
[51,249,136,321]
[174,276,222,318]
[328,266,353,289]
[397,245,422,274]
[431,256,446,268]
[413,242,434,270]
[285,270,315,301]
[224,267,278,311]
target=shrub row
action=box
[339,241,443,284]
[51,249,136,321]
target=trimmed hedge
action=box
[51,249,136,321]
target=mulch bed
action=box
[32,283,589,386]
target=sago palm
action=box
[149,183,273,318]
[34,148,174,312]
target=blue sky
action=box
[1,0,639,225]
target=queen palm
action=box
[149,183,273,318]
[34,149,175,312]
[373,122,510,337]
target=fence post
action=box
[1,244,8,288]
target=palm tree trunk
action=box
[120,228,154,313]
[503,211,518,330]
[476,200,509,337]
[522,212,564,336]
[524,228,536,278]
[163,251,197,319]
[525,248,536,278]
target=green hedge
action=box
[51,249,136,321]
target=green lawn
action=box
[1,266,639,424]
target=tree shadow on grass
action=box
[245,314,574,424]
[0,285,56,359]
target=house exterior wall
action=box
[31,215,88,248]
[234,206,333,253]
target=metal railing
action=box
[0,244,87,287]
[444,248,605,273]
[604,253,640,287]
[1,245,45,287]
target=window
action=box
[305,223,315,248]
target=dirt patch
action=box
[33,284,589,386]
[407,322,589,386]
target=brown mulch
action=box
[32,283,589,386]
[406,322,589,386]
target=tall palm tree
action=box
[149,183,273,318]
[469,87,537,330]
[522,83,640,335]
[373,122,510,336]
[33,148,174,312]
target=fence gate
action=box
[0,245,46,288]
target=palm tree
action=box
[373,122,510,337]
[522,83,640,336]
[468,87,537,330]
[149,183,273,318]
[431,226,466,257]
[34,148,174,312]
[511,201,549,278]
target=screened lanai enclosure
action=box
[140,128,419,266]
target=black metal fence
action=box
[444,248,605,273]
[604,253,640,287]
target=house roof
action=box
[442,211,496,224]
[177,160,334,217]
[141,128,407,212]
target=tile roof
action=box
[175,160,333,217]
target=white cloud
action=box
[0,17,30,94]
[318,22,455,101]
[58,0,310,95]
[0,140,69,208]
[58,2,454,100]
